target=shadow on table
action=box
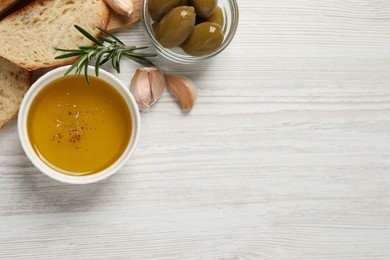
[13,164,119,215]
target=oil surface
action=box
[27,75,132,176]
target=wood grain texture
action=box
[1,0,390,259]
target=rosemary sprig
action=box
[55,25,157,83]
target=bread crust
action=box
[0,0,17,14]
[0,0,111,71]
[0,0,12,9]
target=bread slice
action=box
[0,56,30,128]
[0,0,110,71]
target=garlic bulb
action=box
[104,0,134,17]
[166,75,197,111]
[130,67,165,111]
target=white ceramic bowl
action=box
[18,66,141,184]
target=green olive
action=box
[181,22,224,56]
[155,6,196,48]
[190,0,218,18]
[207,6,224,28]
[148,0,181,21]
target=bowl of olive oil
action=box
[18,66,140,184]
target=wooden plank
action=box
[0,0,390,259]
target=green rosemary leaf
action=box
[65,62,79,76]
[55,48,84,53]
[97,26,124,45]
[111,52,120,73]
[99,56,110,66]
[98,35,116,45]
[93,49,107,60]
[123,53,154,67]
[95,54,103,76]
[79,46,97,50]
[123,46,136,52]
[125,52,157,58]
[84,61,90,85]
[110,52,117,72]
[107,50,116,60]
[131,46,150,50]
[74,25,103,46]
[116,50,123,73]
[55,52,82,59]
[87,50,96,60]
[76,55,88,71]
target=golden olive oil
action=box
[27,75,132,176]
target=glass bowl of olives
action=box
[141,0,239,64]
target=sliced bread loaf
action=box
[0,56,30,128]
[0,0,110,71]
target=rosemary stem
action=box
[55,25,157,83]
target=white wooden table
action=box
[1,1,390,259]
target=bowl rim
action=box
[141,0,239,64]
[18,66,141,185]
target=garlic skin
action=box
[166,75,197,111]
[147,68,165,104]
[104,0,134,17]
[130,67,165,110]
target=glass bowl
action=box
[141,0,239,64]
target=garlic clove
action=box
[166,75,197,112]
[147,67,165,104]
[130,68,152,109]
[104,0,134,17]
[130,67,165,111]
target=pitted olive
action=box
[155,6,196,48]
[148,0,181,21]
[181,22,224,56]
[207,6,224,28]
[190,0,218,18]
